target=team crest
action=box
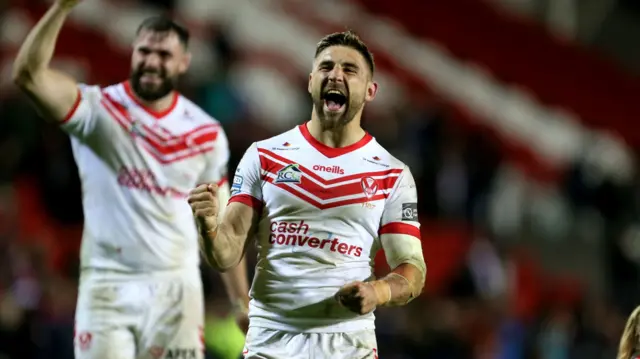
[360,177,378,198]
[130,119,144,137]
[275,164,302,184]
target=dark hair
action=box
[315,30,375,76]
[136,16,190,47]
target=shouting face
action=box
[308,45,377,128]
[129,30,191,101]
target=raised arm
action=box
[12,0,81,122]
[197,131,251,327]
[190,142,263,272]
[189,184,260,271]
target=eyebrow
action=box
[137,45,173,56]
[318,60,360,70]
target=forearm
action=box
[371,263,425,306]
[13,3,71,80]
[219,256,250,310]
[198,221,245,271]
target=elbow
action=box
[11,64,33,89]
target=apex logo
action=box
[372,156,381,161]
[275,164,302,184]
[165,348,197,359]
[282,142,291,147]
[312,165,344,174]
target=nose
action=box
[327,66,344,83]
[143,53,162,69]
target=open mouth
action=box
[323,90,347,112]
[140,72,162,83]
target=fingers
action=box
[187,191,217,204]
[336,282,360,296]
[189,183,219,196]
[335,282,363,305]
[191,204,218,217]
[193,208,216,218]
[335,282,377,315]
[188,184,219,206]
[188,183,219,219]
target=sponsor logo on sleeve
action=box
[275,164,302,184]
[231,174,243,195]
[402,203,418,221]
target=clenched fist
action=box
[335,281,382,315]
[188,183,220,234]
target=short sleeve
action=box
[59,84,103,140]
[228,142,263,211]
[379,166,421,239]
[197,126,230,187]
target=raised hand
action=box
[188,183,220,234]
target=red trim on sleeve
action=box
[228,194,263,211]
[61,88,82,124]
[379,222,421,239]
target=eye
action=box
[138,48,151,55]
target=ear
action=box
[308,73,313,94]
[179,51,192,74]
[365,81,378,102]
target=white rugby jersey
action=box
[229,123,421,332]
[60,81,229,273]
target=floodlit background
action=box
[2,0,640,358]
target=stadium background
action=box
[2,0,640,358]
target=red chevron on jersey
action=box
[100,94,219,164]
[257,148,402,209]
[259,148,402,185]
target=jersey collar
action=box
[298,122,373,158]
[123,81,179,119]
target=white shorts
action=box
[74,269,204,359]
[243,327,378,359]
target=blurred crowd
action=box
[2,1,640,359]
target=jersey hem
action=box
[247,318,376,333]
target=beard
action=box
[129,67,177,101]
[312,80,365,129]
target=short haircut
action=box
[136,16,190,48]
[314,30,375,76]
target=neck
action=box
[137,92,176,113]
[308,109,365,148]
[125,81,176,114]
